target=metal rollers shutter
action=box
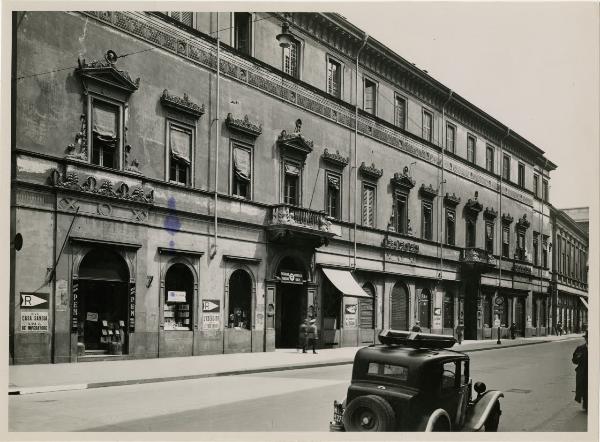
[359,284,375,329]
[391,283,408,330]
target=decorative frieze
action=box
[382,237,420,254]
[359,162,383,180]
[160,89,205,118]
[225,113,262,138]
[321,149,349,168]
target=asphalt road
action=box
[9,337,588,432]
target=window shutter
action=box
[391,284,408,330]
[233,147,251,181]
[92,103,118,139]
[180,12,193,26]
[362,185,374,227]
[170,127,191,164]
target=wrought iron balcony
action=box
[267,204,336,247]
[460,247,497,270]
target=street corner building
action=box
[10,11,589,364]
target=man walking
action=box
[411,321,422,332]
[307,319,318,354]
[455,321,464,344]
[297,319,308,353]
[572,331,588,411]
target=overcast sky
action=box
[340,2,599,210]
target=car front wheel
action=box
[483,402,501,432]
[342,395,396,432]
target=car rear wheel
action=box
[342,395,396,432]
[484,402,501,432]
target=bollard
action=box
[496,326,502,345]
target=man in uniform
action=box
[307,319,318,354]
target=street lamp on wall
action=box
[276,15,293,48]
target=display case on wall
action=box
[164,302,192,330]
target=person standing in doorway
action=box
[572,331,588,411]
[510,322,517,339]
[297,319,308,353]
[455,321,464,345]
[307,319,318,354]
[411,321,422,332]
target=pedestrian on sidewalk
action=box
[572,331,588,411]
[307,319,318,354]
[411,321,422,332]
[557,321,563,336]
[455,321,464,344]
[298,319,308,353]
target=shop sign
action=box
[129,284,136,332]
[344,304,357,327]
[382,238,420,254]
[434,308,441,316]
[345,304,357,315]
[202,299,220,330]
[202,300,220,312]
[20,311,48,332]
[167,290,187,303]
[20,293,49,309]
[279,270,303,284]
[86,312,99,322]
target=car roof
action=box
[354,344,469,369]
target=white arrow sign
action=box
[203,300,220,312]
[20,293,48,308]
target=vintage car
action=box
[330,329,503,432]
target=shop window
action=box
[325,171,341,219]
[518,162,525,188]
[394,191,409,234]
[90,99,120,169]
[164,263,194,331]
[362,182,376,227]
[168,122,193,185]
[283,161,301,205]
[503,154,511,181]
[496,295,508,326]
[359,283,375,329]
[533,233,539,266]
[443,293,454,329]
[282,37,301,79]
[466,217,476,248]
[327,57,342,98]
[233,12,252,55]
[485,221,494,254]
[467,135,476,164]
[164,11,194,27]
[446,123,456,153]
[421,200,433,240]
[364,77,377,115]
[445,208,456,246]
[502,225,510,258]
[395,94,406,130]
[486,145,494,173]
[422,109,433,142]
[228,269,252,329]
[419,288,431,328]
[232,143,252,199]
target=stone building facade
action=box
[11,11,568,364]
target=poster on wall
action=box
[20,311,49,332]
[56,280,68,311]
[202,299,221,330]
[344,304,357,327]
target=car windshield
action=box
[367,362,409,381]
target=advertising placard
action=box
[20,311,49,332]
[279,270,303,284]
[167,290,187,303]
[344,304,357,327]
[202,299,221,330]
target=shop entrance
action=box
[515,296,526,336]
[77,248,129,354]
[274,256,307,349]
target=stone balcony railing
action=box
[267,204,336,246]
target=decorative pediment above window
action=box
[502,213,514,225]
[76,50,140,95]
[444,193,461,207]
[516,214,531,231]
[390,166,415,191]
[277,120,314,159]
[225,113,262,138]
[464,198,483,216]
[419,184,437,200]
[484,207,498,220]
[160,89,205,119]
[359,162,383,180]
[321,149,349,168]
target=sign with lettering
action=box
[202,299,221,330]
[202,299,220,312]
[129,283,136,332]
[382,238,420,254]
[20,293,49,309]
[167,290,187,303]
[20,311,48,332]
[280,270,303,284]
[71,280,79,332]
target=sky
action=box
[339,2,599,209]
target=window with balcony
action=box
[486,145,494,173]
[395,191,408,234]
[518,162,525,188]
[467,135,476,164]
[422,200,433,240]
[231,143,252,199]
[90,99,120,169]
[325,171,341,219]
[282,38,300,79]
[502,225,510,258]
[364,77,377,115]
[327,57,342,99]
[168,122,193,185]
[362,183,376,227]
[422,110,433,142]
[395,94,406,130]
[485,221,494,254]
[445,208,456,246]
[466,217,476,248]
[503,154,511,181]
[233,12,252,55]
[446,123,456,153]
[283,161,301,205]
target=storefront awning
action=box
[322,268,371,298]
[579,297,589,310]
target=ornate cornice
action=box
[484,207,498,220]
[465,198,483,216]
[277,119,314,158]
[160,89,205,118]
[419,184,437,200]
[502,213,514,225]
[516,214,531,230]
[321,149,349,168]
[359,162,383,180]
[443,193,461,207]
[225,113,262,137]
[390,167,415,191]
[76,50,140,94]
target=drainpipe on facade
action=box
[353,33,368,270]
[212,14,221,260]
[540,158,548,331]
[498,128,511,327]
[439,90,453,286]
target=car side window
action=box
[441,361,457,390]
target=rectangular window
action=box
[234,12,252,55]
[466,218,476,248]
[283,161,301,205]
[325,172,341,219]
[467,135,476,164]
[395,95,406,130]
[422,200,433,240]
[168,123,192,185]
[518,163,525,188]
[91,99,120,169]
[445,208,456,246]
[422,110,433,142]
[446,123,456,153]
[486,145,494,173]
[517,231,526,260]
[485,221,494,253]
[232,144,252,199]
[362,183,376,227]
[395,192,408,234]
[533,174,539,198]
[367,362,408,381]
[283,39,300,78]
[543,236,549,268]
[165,11,193,27]
[502,225,510,258]
[561,238,566,274]
[327,57,342,99]
[364,78,377,115]
[542,179,549,202]
[502,154,511,181]
[533,233,539,266]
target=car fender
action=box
[415,408,451,431]
[462,391,504,431]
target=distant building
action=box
[560,207,589,234]
[11,11,564,364]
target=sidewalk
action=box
[9,333,582,395]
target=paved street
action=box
[9,338,587,432]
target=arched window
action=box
[391,282,409,330]
[419,288,432,328]
[164,263,194,330]
[228,269,252,330]
[359,283,375,329]
[443,293,454,328]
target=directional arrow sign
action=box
[202,300,220,312]
[20,293,49,309]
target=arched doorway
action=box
[391,282,409,331]
[78,248,129,354]
[275,256,307,348]
[228,269,252,329]
[164,263,194,331]
[419,288,432,329]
